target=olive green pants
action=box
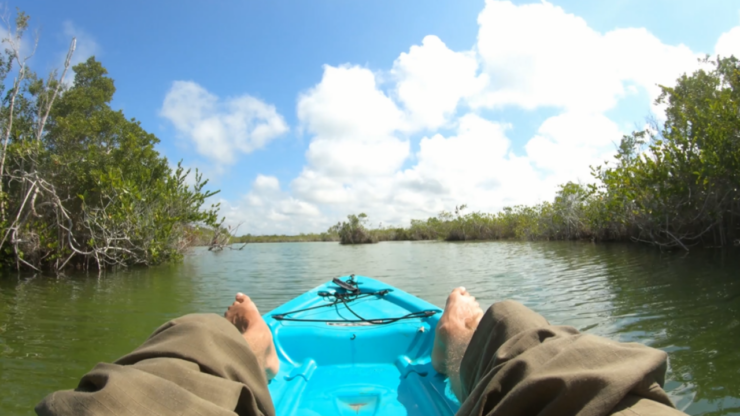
[36,301,686,416]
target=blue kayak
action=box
[264,275,461,416]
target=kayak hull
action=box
[264,275,460,416]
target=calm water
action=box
[1,241,739,415]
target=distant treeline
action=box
[238,57,740,251]
[233,233,338,244]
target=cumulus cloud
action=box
[392,35,486,130]
[293,65,410,204]
[289,113,549,229]
[716,26,740,58]
[161,81,288,165]
[219,1,730,233]
[525,112,622,184]
[395,114,545,214]
[298,65,403,139]
[472,0,699,115]
[221,175,323,234]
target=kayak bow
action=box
[264,275,460,416]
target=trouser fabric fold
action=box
[36,302,688,416]
[35,313,275,416]
[457,300,686,416]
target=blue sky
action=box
[20,0,740,234]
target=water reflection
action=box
[593,247,740,416]
[1,242,738,415]
[0,266,197,415]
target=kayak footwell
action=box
[270,364,454,416]
[264,276,460,416]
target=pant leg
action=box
[456,300,686,416]
[36,313,274,416]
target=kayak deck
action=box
[264,275,460,416]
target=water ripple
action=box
[1,241,739,415]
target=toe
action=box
[236,292,247,302]
[449,287,466,299]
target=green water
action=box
[1,241,739,415]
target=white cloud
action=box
[716,26,740,58]
[298,65,403,139]
[289,113,550,229]
[603,27,700,119]
[395,114,546,214]
[472,0,699,116]
[392,35,486,130]
[222,175,323,234]
[402,114,510,192]
[161,81,288,165]
[293,65,410,204]
[216,1,731,233]
[474,0,610,111]
[525,112,622,184]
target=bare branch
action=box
[35,38,76,142]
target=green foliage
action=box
[215,56,740,252]
[591,56,740,249]
[335,213,378,245]
[1,45,220,270]
[316,56,740,250]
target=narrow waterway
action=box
[1,241,739,415]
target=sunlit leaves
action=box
[1,55,220,270]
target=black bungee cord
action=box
[272,276,438,325]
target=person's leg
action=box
[36,293,278,416]
[431,286,484,399]
[224,292,280,380]
[433,294,687,416]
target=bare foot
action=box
[224,293,280,380]
[432,287,483,400]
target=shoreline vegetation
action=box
[3,9,739,272]
[230,56,740,252]
[0,11,219,272]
